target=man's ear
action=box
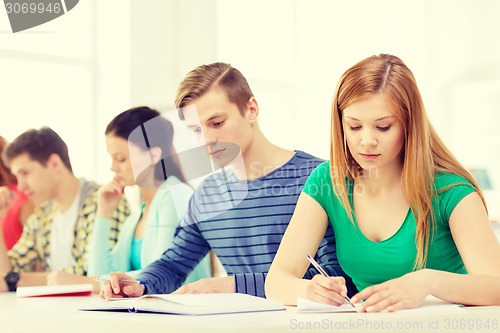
[149,147,163,165]
[46,153,63,171]
[246,97,259,124]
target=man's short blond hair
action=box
[175,62,254,119]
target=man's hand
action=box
[173,276,236,294]
[99,272,145,301]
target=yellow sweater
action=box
[8,179,129,275]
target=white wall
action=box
[2,0,500,193]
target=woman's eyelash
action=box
[348,125,391,131]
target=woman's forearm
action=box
[428,269,500,305]
[265,269,310,305]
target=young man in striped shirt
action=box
[101,63,354,299]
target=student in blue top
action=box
[266,54,500,311]
[88,106,211,280]
[48,107,211,290]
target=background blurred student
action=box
[0,127,128,292]
[0,136,35,250]
[48,107,211,290]
[266,54,500,311]
[100,62,352,300]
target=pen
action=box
[94,278,148,285]
[306,254,355,308]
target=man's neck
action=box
[232,131,294,180]
[53,174,81,212]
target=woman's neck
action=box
[140,187,157,207]
[355,163,403,196]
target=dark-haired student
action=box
[100,62,355,300]
[0,127,128,292]
[46,107,212,290]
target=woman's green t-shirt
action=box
[302,161,475,291]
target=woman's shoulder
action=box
[434,171,473,189]
[310,160,330,175]
[155,176,193,201]
[303,161,333,194]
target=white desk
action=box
[1,293,499,333]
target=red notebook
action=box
[16,284,93,297]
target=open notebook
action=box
[80,293,285,315]
[16,284,93,298]
[298,295,463,313]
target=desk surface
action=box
[1,293,500,333]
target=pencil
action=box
[306,254,355,307]
[94,278,148,285]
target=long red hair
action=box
[0,136,16,186]
[330,54,485,269]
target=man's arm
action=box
[0,271,49,291]
[5,212,42,273]
[229,223,354,298]
[1,213,50,291]
[233,272,267,297]
[65,194,129,276]
[0,206,54,291]
[137,219,211,294]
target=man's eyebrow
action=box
[186,112,226,128]
[12,167,25,174]
[206,113,225,122]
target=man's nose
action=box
[17,179,28,192]
[203,129,218,146]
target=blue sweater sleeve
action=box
[234,272,267,297]
[136,219,211,294]
[233,224,355,298]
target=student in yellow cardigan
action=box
[0,127,128,292]
[266,54,500,311]
[45,107,211,291]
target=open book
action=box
[80,293,285,315]
[298,295,463,313]
[16,284,93,298]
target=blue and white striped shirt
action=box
[138,150,353,297]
